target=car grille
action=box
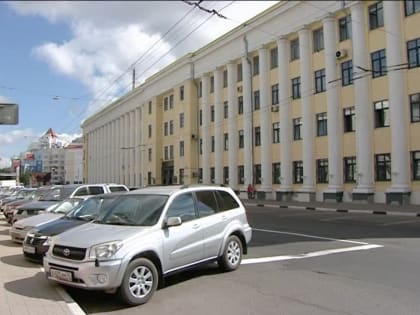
[52,245,86,261]
[25,235,46,246]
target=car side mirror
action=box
[164,216,182,228]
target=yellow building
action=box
[81,1,420,205]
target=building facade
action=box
[82,1,420,204]
[64,139,84,184]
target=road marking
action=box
[242,228,384,265]
[381,219,419,226]
[40,267,86,315]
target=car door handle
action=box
[192,224,200,229]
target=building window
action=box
[405,0,420,16]
[293,118,302,140]
[374,100,389,128]
[169,145,174,160]
[290,38,299,61]
[313,28,324,52]
[147,172,152,185]
[272,122,280,144]
[341,60,353,86]
[343,107,355,132]
[210,76,214,93]
[199,80,202,98]
[253,56,259,76]
[375,153,391,181]
[316,112,328,136]
[410,93,420,122]
[180,85,184,101]
[169,120,174,135]
[211,136,215,153]
[272,162,281,184]
[148,124,152,138]
[223,70,228,88]
[315,69,326,93]
[344,156,356,183]
[255,126,261,146]
[211,105,215,122]
[199,109,202,126]
[270,47,278,69]
[164,97,168,111]
[292,77,301,99]
[339,14,352,41]
[238,130,244,148]
[254,164,262,184]
[198,168,202,182]
[179,168,184,185]
[164,146,168,160]
[148,101,152,114]
[407,38,420,68]
[164,122,168,136]
[180,113,184,128]
[371,49,387,78]
[238,96,243,114]
[224,133,228,151]
[412,151,420,180]
[210,167,215,183]
[317,159,329,183]
[224,101,228,119]
[254,90,260,110]
[271,84,279,105]
[148,148,152,162]
[179,141,184,157]
[237,64,243,82]
[199,138,202,155]
[169,94,174,109]
[223,167,229,185]
[369,1,384,30]
[293,161,303,184]
[238,165,244,184]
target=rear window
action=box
[109,186,128,192]
[89,186,105,195]
[215,190,240,211]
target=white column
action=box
[201,74,211,184]
[351,1,374,193]
[119,116,124,184]
[227,62,238,190]
[258,46,273,193]
[93,129,97,183]
[214,67,223,184]
[298,27,315,192]
[134,107,140,187]
[111,120,115,183]
[125,113,130,185]
[88,131,93,183]
[384,2,410,193]
[323,14,343,192]
[277,36,292,191]
[129,110,135,187]
[242,55,253,187]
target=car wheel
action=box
[117,258,158,305]
[219,235,243,271]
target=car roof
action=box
[126,184,231,196]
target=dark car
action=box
[23,193,124,261]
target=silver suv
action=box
[43,185,252,305]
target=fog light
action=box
[97,274,108,284]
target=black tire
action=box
[218,235,243,271]
[117,258,158,305]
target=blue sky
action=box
[0,1,277,168]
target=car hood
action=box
[6,199,32,207]
[34,217,87,237]
[54,222,151,248]
[18,200,57,210]
[13,213,64,229]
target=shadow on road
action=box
[1,253,40,268]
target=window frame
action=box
[344,156,357,183]
[375,153,391,181]
[272,122,280,144]
[316,112,328,137]
[293,117,302,140]
[254,126,261,147]
[313,28,324,52]
[270,47,278,69]
[290,38,299,61]
[410,93,420,123]
[407,38,420,69]
[291,76,301,99]
[374,100,390,128]
[341,60,353,86]
[293,161,303,184]
[339,14,352,41]
[271,84,279,105]
[314,68,326,93]
[369,1,384,30]
[343,107,355,132]
[316,159,329,183]
[412,151,420,180]
[371,49,387,78]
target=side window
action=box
[109,186,127,192]
[215,190,240,211]
[89,187,105,195]
[195,191,219,217]
[74,187,89,196]
[166,193,196,223]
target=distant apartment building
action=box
[81,1,420,205]
[64,138,84,184]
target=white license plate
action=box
[23,245,36,254]
[50,269,72,282]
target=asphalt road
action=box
[66,205,420,314]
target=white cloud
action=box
[0,95,12,103]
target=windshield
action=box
[95,194,168,226]
[67,197,117,221]
[39,188,63,201]
[51,198,83,214]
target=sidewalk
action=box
[0,215,82,315]
[243,199,420,217]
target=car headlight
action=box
[89,241,123,259]
[41,236,52,246]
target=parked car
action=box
[0,188,36,212]
[10,197,86,243]
[43,185,252,305]
[23,193,125,261]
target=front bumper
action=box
[9,227,29,243]
[43,253,125,290]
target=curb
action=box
[245,202,420,218]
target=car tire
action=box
[218,235,243,271]
[117,258,158,305]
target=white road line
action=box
[381,220,419,226]
[241,244,383,265]
[252,228,371,245]
[40,267,86,315]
